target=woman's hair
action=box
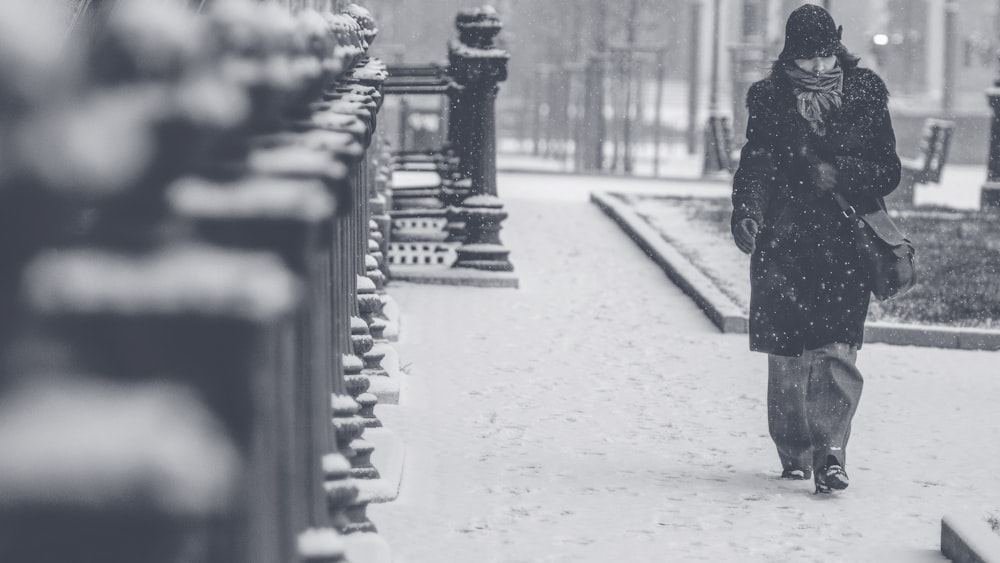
[767,48,861,80]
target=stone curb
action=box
[942,513,1000,563]
[864,322,1000,351]
[593,190,1000,350]
[591,191,747,333]
[389,266,519,288]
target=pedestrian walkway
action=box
[370,172,1000,563]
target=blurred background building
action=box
[365,0,999,168]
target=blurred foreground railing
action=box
[0,2,395,562]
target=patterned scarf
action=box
[784,64,843,136]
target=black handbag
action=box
[831,192,917,301]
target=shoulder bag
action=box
[831,192,917,301]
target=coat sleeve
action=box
[732,81,779,229]
[832,72,902,200]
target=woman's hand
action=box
[732,217,759,255]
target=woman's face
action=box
[793,55,838,74]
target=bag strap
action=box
[830,191,857,219]
[833,191,910,246]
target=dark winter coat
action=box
[731,62,901,357]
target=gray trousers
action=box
[767,343,863,472]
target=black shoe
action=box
[781,469,812,480]
[814,459,849,494]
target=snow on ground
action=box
[370,172,1000,563]
[497,141,704,180]
[625,194,751,311]
[915,165,986,211]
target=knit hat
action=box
[778,4,845,61]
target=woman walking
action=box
[730,4,901,493]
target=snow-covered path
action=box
[370,173,1000,563]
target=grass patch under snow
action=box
[625,194,1000,329]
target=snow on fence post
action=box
[167,165,349,536]
[338,58,389,426]
[288,7,392,535]
[447,6,515,272]
[447,6,508,197]
[0,4,293,561]
[20,233,306,563]
[340,61,392,379]
[338,34,391,373]
[371,140,394,279]
[0,1,397,561]
[202,3,373,545]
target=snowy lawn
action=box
[622,194,1000,329]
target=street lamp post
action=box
[943,0,959,113]
[622,0,640,174]
[702,0,732,176]
[984,81,1000,209]
[730,0,767,149]
[983,4,1000,208]
[687,0,702,155]
[582,0,607,172]
[708,0,721,120]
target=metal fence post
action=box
[448,6,514,273]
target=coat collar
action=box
[767,64,885,121]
